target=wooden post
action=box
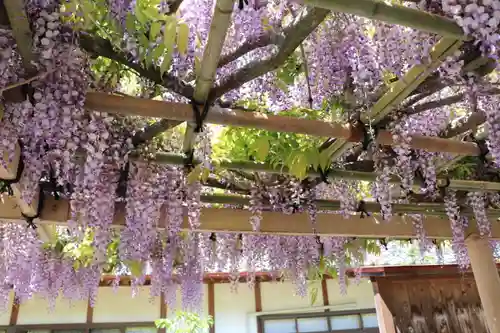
[208,282,215,333]
[158,293,167,333]
[373,294,396,333]
[86,299,94,333]
[465,233,500,333]
[255,280,263,333]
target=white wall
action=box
[3,278,376,333]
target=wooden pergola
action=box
[1,0,500,332]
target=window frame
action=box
[258,309,379,333]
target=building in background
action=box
[0,264,493,333]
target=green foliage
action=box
[212,104,336,180]
[156,311,214,333]
[62,0,189,79]
[43,228,122,273]
[61,229,96,270]
[91,57,134,90]
[445,156,479,179]
[276,53,303,92]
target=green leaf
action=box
[194,31,203,49]
[253,136,270,161]
[177,23,189,55]
[187,165,202,184]
[307,148,320,171]
[150,21,162,40]
[201,167,210,183]
[194,55,202,77]
[143,7,162,21]
[289,153,308,180]
[163,16,176,47]
[135,7,148,25]
[319,149,331,171]
[125,14,136,33]
[62,242,77,254]
[310,286,319,305]
[151,44,165,62]
[125,260,143,277]
[161,16,176,74]
[275,79,289,93]
[160,56,171,76]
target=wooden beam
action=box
[2,0,36,74]
[86,92,485,157]
[1,195,500,239]
[0,144,40,217]
[303,0,465,39]
[182,0,234,155]
[153,154,500,193]
[85,92,352,139]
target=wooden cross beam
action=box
[85,92,484,157]
[0,195,498,239]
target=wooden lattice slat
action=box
[182,0,235,154]
[303,0,466,38]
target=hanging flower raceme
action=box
[444,190,469,269]
[371,148,393,220]
[468,191,491,239]
[410,214,432,259]
[479,94,500,167]
[120,163,170,266]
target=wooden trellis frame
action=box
[0,0,498,242]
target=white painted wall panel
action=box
[261,281,315,312]
[0,292,14,325]
[93,287,160,323]
[214,284,254,333]
[17,295,87,324]
[326,279,375,310]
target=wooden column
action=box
[159,293,167,333]
[8,294,19,333]
[373,293,396,333]
[255,281,263,333]
[321,278,329,307]
[86,299,94,333]
[465,233,500,333]
[208,282,215,333]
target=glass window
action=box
[330,315,361,330]
[361,313,378,328]
[91,329,121,333]
[126,328,156,333]
[297,317,328,332]
[264,319,296,333]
